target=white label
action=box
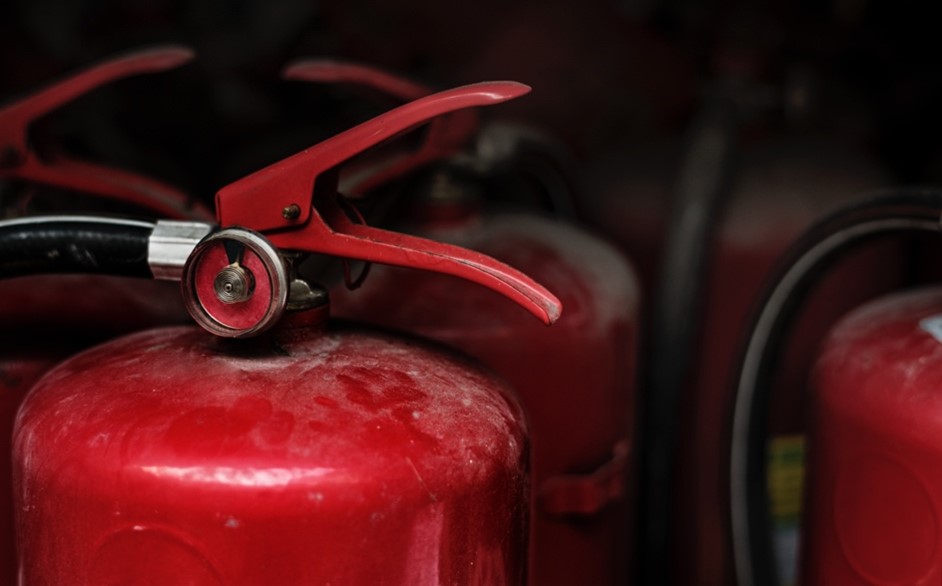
[919,315,942,344]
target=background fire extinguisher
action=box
[330,171,640,586]
[6,78,563,584]
[278,59,642,586]
[580,52,906,583]
[0,46,214,583]
[729,189,942,585]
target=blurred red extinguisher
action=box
[283,60,641,585]
[6,79,563,584]
[581,60,904,583]
[730,189,942,585]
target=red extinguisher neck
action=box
[280,278,331,332]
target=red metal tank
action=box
[0,346,49,583]
[0,46,209,582]
[582,130,901,584]
[14,319,529,584]
[674,139,903,585]
[331,189,640,586]
[0,276,188,582]
[804,286,942,584]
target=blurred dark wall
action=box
[2,0,940,198]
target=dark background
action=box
[3,0,940,202]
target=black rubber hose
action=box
[730,188,942,586]
[638,94,739,585]
[0,216,154,279]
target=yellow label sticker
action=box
[768,434,805,523]
[768,434,805,586]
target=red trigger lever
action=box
[216,81,562,325]
[0,45,213,220]
[282,59,480,196]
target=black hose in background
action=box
[638,94,739,585]
[730,189,942,586]
[0,216,154,279]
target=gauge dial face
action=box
[183,229,287,338]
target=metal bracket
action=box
[148,220,214,281]
[539,439,630,517]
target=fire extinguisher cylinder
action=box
[730,188,942,586]
[14,323,532,584]
[7,73,562,584]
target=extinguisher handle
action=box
[216,81,525,229]
[283,59,436,101]
[273,191,561,324]
[0,45,213,220]
[216,81,562,324]
[282,58,480,196]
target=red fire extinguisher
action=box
[729,189,942,585]
[6,79,563,584]
[0,46,213,583]
[283,60,640,585]
[580,63,903,583]
[329,177,639,586]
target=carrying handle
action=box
[283,59,480,196]
[0,45,212,220]
[216,81,561,324]
[284,59,434,101]
[216,81,526,230]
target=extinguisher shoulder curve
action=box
[814,287,942,416]
[435,212,641,324]
[503,214,641,310]
[14,324,529,489]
